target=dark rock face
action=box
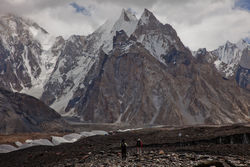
[0,88,67,134]
[236,66,250,90]
[236,49,250,90]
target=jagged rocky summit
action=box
[193,39,250,90]
[0,9,249,126]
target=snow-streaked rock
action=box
[74,28,250,125]
[0,9,249,126]
[40,9,139,115]
[133,9,190,65]
[211,39,250,77]
[0,14,60,97]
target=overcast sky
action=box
[0,0,250,50]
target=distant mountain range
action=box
[0,9,249,126]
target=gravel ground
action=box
[0,124,249,167]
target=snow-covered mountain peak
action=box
[210,39,250,77]
[0,14,47,35]
[86,9,139,53]
[236,39,249,50]
[120,8,137,22]
[0,14,55,51]
[111,8,138,37]
[225,40,233,46]
[93,8,138,37]
[139,8,160,26]
[93,19,113,35]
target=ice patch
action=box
[117,128,143,132]
[0,144,18,153]
[18,139,54,150]
[139,33,170,64]
[214,59,222,69]
[115,114,123,124]
[51,136,73,145]
[80,131,96,137]
[150,94,163,124]
[31,139,54,146]
[15,141,22,147]
[91,130,108,136]
[63,133,82,142]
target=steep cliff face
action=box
[211,40,249,78]
[236,48,250,90]
[40,35,95,115]
[133,9,192,65]
[0,88,67,134]
[40,9,139,115]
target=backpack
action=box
[137,140,142,147]
[121,142,127,151]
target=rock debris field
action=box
[57,149,250,167]
[0,124,249,167]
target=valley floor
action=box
[0,124,249,166]
[67,148,250,167]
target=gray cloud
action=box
[0,0,249,50]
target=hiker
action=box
[136,138,143,155]
[120,139,127,160]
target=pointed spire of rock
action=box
[118,8,138,23]
[120,9,130,22]
[139,8,160,26]
[111,8,138,37]
[236,39,248,50]
[119,9,128,21]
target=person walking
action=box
[120,139,127,160]
[136,138,143,155]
